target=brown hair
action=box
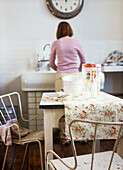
[56,22,73,39]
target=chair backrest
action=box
[0,92,22,126]
[69,119,123,170]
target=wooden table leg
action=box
[44,109,64,169]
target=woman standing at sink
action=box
[49,21,86,92]
[49,21,86,144]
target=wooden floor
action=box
[0,137,115,170]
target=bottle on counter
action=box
[82,63,102,97]
[91,75,97,98]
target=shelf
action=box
[101,66,123,72]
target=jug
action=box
[82,63,101,97]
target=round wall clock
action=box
[46,0,84,19]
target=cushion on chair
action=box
[18,130,44,142]
[9,119,32,138]
[50,151,123,170]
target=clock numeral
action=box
[74,3,76,6]
[65,8,67,11]
[56,3,58,6]
[70,6,72,10]
[65,0,67,2]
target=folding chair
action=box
[0,92,44,170]
[47,119,123,170]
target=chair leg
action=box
[37,140,43,170]
[2,145,9,170]
[21,143,28,170]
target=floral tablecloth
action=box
[43,92,123,140]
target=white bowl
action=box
[62,74,82,97]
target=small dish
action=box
[105,50,123,63]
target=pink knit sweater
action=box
[49,37,86,73]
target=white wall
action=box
[1,0,123,40]
[0,0,123,113]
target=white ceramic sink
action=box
[21,71,56,91]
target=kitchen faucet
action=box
[43,43,51,60]
[36,43,51,71]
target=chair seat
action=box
[50,151,123,170]
[13,130,44,144]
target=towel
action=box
[0,118,32,145]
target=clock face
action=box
[52,0,80,13]
[46,0,84,19]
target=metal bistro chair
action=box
[0,92,44,170]
[47,119,123,170]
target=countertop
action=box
[101,66,123,72]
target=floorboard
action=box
[0,139,115,170]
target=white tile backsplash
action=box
[28,92,36,97]
[36,92,42,97]
[28,103,35,109]
[37,109,43,114]
[37,120,43,126]
[28,97,35,102]
[36,97,42,103]
[81,40,123,64]
[27,91,43,130]
[28,120,36,126]
[28,109,36,114]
